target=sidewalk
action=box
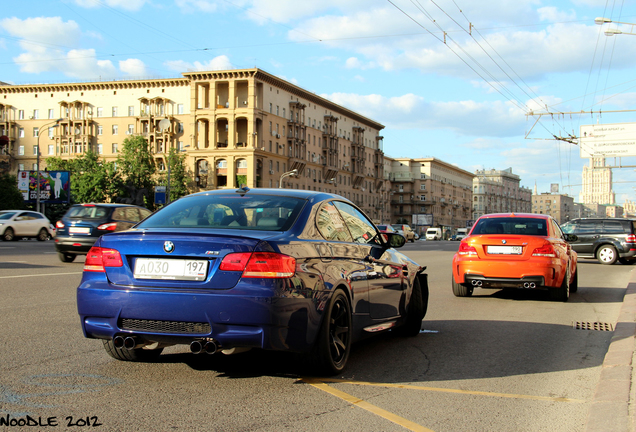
[586,269,636,432]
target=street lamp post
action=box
[36,118,63,213]
[279,169,298,188]
[595,17,636,36]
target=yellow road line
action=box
[303,378,434,432]
[317,378,586,403]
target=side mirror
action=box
[384,232,406,248]
[564,234,578,242]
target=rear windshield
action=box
[67,206,109,219]
[138,194,306,231]
[471,217,548,236]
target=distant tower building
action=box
[580,157,615,204]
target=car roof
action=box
[186,187,351,204]
[72,203,144,208]
[478,213,550,220]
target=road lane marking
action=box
[0,272,82,279]
[317,378,586,403]
[302,378,434,432]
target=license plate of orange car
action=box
[486,245,523,255]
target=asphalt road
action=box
[0,239,632,431]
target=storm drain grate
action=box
[573,322,614,331]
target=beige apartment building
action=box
[0,68,389,220]
[388,157,473,235]
[472,168,532,220]
[532,193,575,224]
[580,157,615,205]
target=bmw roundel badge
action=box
[502,240,507,244]
[164,241,175,253]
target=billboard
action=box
[412,214,433,226]
[17,170,71,204]
[579,123,636,158]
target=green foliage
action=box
[236,175,247,188]
[45,150,122,204]
[157,147,189,202]
[117,136,156,191]
[0,174,25,210]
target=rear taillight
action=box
[532,244,556,257]
[458,242,477,256]
[626,234,636,243]
[97,222,117,231]
[220,252,296,278]
[56,220,64,229]
[84,247,124,272]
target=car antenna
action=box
[235,186,250,197]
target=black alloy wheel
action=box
[310,290,352,375]
[549,266,570,302]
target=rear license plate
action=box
[487,245,522,255]
[134,258,208,281]
[69,227,91,234]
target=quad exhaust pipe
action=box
[190,339,218,355]
[523,282,537,288]
[112,335,145,350]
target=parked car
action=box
[55,203,152,263]
[425,227,442,241]
[376,224,397,233]
[451,213,578,302]
[0,210,55,241]
[391,223,416,242]
[560,218,636,265]
[76,188,428,375]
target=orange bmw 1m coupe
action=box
[452,213,578,302]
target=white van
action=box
[425,227,442,241]
[455,228,468,240]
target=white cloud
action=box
[65,49,117,79]
[537,6,576,22]
[1,17,81,48]
[175,0,218,13]
[72,0,149,12]
[164,55,233,72]
[119,58,147,77]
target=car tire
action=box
[410,237,415,243]
[37,228,50,241]
[596,245,618,265]
[618,258,636,265]
[2,228,15,241]
[549,267,570,302]
[397,277,426,336]
[452,276,473,297]
[102,339,164,362]
[58,252,77,263]
[309,289,352,376]
[570,268,578,293]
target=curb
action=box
[586,269,636,432]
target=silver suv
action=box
[391,224,416,242]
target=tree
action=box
[46,151,122,204]
[0,174,25,210]
[157,147,189,203]
[116,136,156,206]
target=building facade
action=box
[532,193,575,224]
[0,68,388,220]
[580,157,615,205]
[387,157,473,235]
[472,168,532,220]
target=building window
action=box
[112,107,118,117]
[97,125,103,135]
[112,143,118,153]
[112,125,118,135]
[18,146,24,156]
[33,109,39,119]
[97,107,103,117]
[33,127,39,137]
[18,110,24,120]
[18,164,24,171]
[33,145,39,155]
[127,124,134,135]
[48,127,54,138]
[48,109,54,119]
[177,104,184,114]
[177,122,184,133]
[48,144,54,155]
[128,106,134,116]
[178,141,184,151]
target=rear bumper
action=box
[453,257,564,289]
[77,274,325,353]
[54,236,99,254]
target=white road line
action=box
[0,272,82,279]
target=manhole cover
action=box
[573,322,614,331]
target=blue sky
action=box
[2,0,636,203]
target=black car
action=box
[55,203,152,262]
[560,218,636,265]
[75,188,428,375]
